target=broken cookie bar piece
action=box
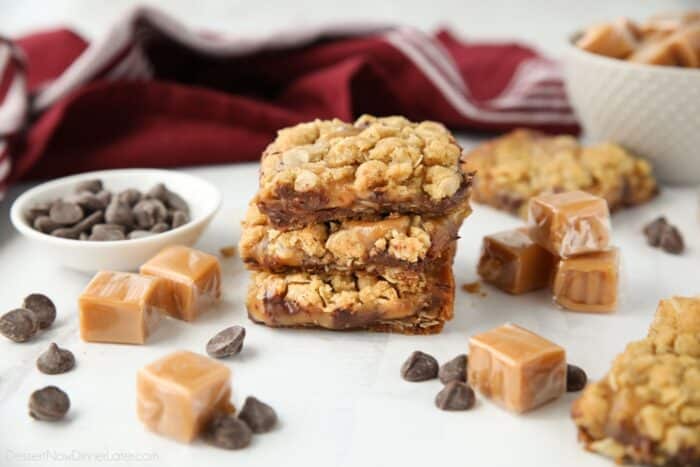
[462,130,657,217]
[647,296,700,358]
[468,323,566,413]
[477,227,555,294]
[240,200,470,274]
[256,115,473,230]
[572,340,700,466]
[79,271,165,344]
[137,350,233,443]
[140,245,221,322]
[528,190,611,257]
[246,258,455,335]
[552,248,619,313]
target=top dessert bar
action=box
[256,115,472,229]
[463,129,657,217]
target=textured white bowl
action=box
[10,169,221,272]
[563,40,700,184]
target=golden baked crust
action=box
[239,199,470,274]
[463,129,657,217]
[245,254,455,334]
[257,115,472,230]
[572,296,700,466]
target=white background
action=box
[2,1,700,467]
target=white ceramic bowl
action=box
[563,38,700,184]
[10,169,221,272]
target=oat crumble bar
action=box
[256,115,472,230]
[246,257,455,334]
[572,296,700,466]
[239,199,470,274]
[463,129,657,217]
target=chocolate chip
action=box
[439,354,468,384]
[72,210,104,234]
[146,183,168,202]
[150,222,169,233]
[238,396,277,434]
[49,200,84,225]
[206,326,245,358]
[166,191,189,216]
[33,216,61,233]
[37,343,75,374]
[50,227,79,239]
[105,199,134,227]
[401,351,438,382]
[117,188,141,206]
[0,308,38,342]
[29,386,70,421]
[74,179,103,194]
[89,226,125,241]
[25,202,51,223]
[171,211,189,229]
[133,199,167,229]
[660,225,684,254]
[127,230,153,240]
[23,293,56,329]
[69,191,105,211]
[79,232,88,240]
[566,364,587,392]
[435,381,476,411]
[206,414,252,449]
[643,216,668,246]
[95,190,112,207]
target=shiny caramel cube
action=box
[576,20,639,58]
[140,246,221,321]
[137,350,232,443]
[477,228,555,294]
[528,190,611,258]
[79,271,165,344]
[552,248,619,313]
[468,323,566,413]
[628,39,678,66]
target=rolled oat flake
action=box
[37,343,75,374]
[206,326,246,358]
[0,308,38,342]
[29,386,70,421]
[22,293,57,329]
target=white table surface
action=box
[1,143,699,467]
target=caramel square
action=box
[137,350,232,442]
[477,227,555,294]
[576,20,639,58]
[79,271,164,344]
[140,246,221,321]
[528,190,611,257]
[552,248,619,313]
[468,323,566,413]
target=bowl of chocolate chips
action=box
[10,169,221,272]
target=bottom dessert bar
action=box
[245,262,455,335]
[572,296,700,466]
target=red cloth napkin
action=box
[0,6,578,196]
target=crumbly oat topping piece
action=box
[572,295,700,465]
[464,129,657,216]
[239,201,469,273]
[256,115,469,226]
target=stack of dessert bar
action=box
[239,115,473,334]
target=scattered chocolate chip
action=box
[33,216,61,233]
[206,326,245,358]
[22,293,56,329]
[439,354,468,384]
[401,351,439,382]
[127,230,153,240]
[206,413,252,449]
[566,364,587,392]
[435,381,476,411]
[171,211,189,229]
[50,227,79,239]
[219,246,236,258]
[133,199,168,229]
[29,386,70,421]
[0,308,38,342]
[105,199,134,227]
[150,222,169,233]
[37,343,75,374]
[660,225,684,254]
[49,200,84,225]
[74,179,103,194]
[117,188,141,206]
[643,216,668,246]
[238,396,277,433]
